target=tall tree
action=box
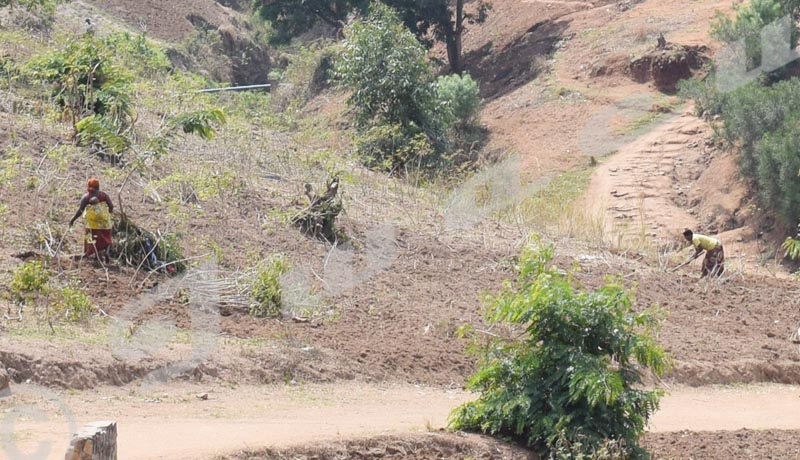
[387,0,491,73]
[255,0,490,72]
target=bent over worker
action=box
[682,228,724,278]
[69,178,114,262]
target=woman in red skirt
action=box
[69,178,114,262]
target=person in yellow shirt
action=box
[69,178,114,262]
[682,228,724,277]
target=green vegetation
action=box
[680,0,800,232]
[335,3,442,171]
[784,237,800,259]
[52,284,94,322]
[7,260,96,323]
[255,0,489,73]
[9,260,50,304]
[249,255,291,318]
[450,242,669,459]
[711,0,798,74]
[335,3,482,172]
[25,34,136,149]
[436,72,481,130]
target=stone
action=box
[0,367,9,395]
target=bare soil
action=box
[80,0,236,42]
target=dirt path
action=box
[4,382,800,460]
[584,110,704,245]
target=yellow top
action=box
[84,201,112,230]
[692,234,720,251]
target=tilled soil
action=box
[644,430,800,460]
[218,430,800,460]
[4,242,800,390]
[219,433,535,460]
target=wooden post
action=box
[65,421,117,460]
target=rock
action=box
[0,368,9,395]
[195,393,209,401]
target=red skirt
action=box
[85,229,112,257]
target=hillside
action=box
[1,0,800,459]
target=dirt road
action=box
[3,382,800,460]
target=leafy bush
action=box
[9,260,50,303]
[450,242,669,459]
[335,3,445,170]
[436,73,481,129]
[706,79,800,227]
[8,261,95,323]
[784,236,800,259]
[355,123,434,172]
[102,32,171,78]
[249,255,290,318]
[53,285,94,322]
[751,116,800,225]
[711,0,797,74]
[25,34,135,152]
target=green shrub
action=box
[9,260,50,302]
[25,34,135,152]
[53,285,94,322]
[450,241,669,459]
[784,237,800,259]
[103,32,171,78]
[436,73,481,129]
[355,123,434,172]
[711,79,800,227]
[249,255,290,318]
[335,3,444,170]
[752,117,800,226]
[711,0,797,74]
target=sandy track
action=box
[4,383,800,460]
[584,110,704,243]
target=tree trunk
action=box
[446,0,464,74]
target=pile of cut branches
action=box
[112,212,185,273]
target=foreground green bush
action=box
[450,242,669,459]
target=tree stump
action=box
[65,421,117,460]
[293,177,342,242]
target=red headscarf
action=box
[87,178,100,192]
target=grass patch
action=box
[501,167,600,239]
[613,100,684,136]
[4,316,112,346]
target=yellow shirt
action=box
[84,201,112,230]
[692,234,720,251]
